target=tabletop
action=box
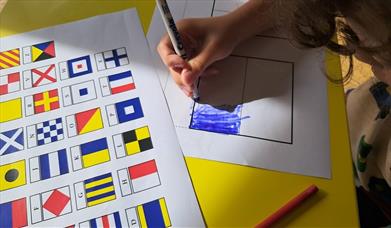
[0,0,359,227]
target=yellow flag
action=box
[0,98,22,123]
[0,160,26,191]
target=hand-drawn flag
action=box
[29,149,69,182]
[117,160,160,196]
[95,48,129,70]
[66,108,103,137]
[0,72,20,95]
[113,126,153,158]
[126,198,171,228]
[0,198,27,228]
[70,138,110,171]
[79,212,122,228]
[0,48,20,69]
[99,70,135,96]
[25,89,60,116]
[74,173,116,209]
[0,98,22,123]
[30,186,72,223]
[0,128,24,156]
[26,118,65,148]
[62,80,97,107]
[22,41,56,64]
[106,98,144,126]
[23,64,57,89]
[59,55,92,80]
[0,160,26,191]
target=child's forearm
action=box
[225,0,275,45]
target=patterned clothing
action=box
[347,78,391,206]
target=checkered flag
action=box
[27,118,65,148]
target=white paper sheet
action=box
[147,0,331,178]
[0,9,204,227]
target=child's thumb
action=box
[182,48,216,86]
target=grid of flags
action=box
[30,186,72,223]
[99,70,135,96]
[126,198,171,228]
[0,44,174,227]
[0,160,26,191]
[0,72,21,95]
[66,108,104,137]
[0,198,27,228]
[70,138,110,171]
[0,127,24,156]
[106,97,144,126]
[74,173,116,209]
[117,160,160,196]
[113,126,153,158]
[29,149,69,182]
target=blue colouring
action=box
[190,104,247,135]
[67,55,93,78]
[79,88,88,96]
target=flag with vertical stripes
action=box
[0,198,27,228]
[79,212,122,228]
[125,198,171,228]
[29,149,69,182]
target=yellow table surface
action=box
[0,0,359,227]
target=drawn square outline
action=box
[189,55,295,145]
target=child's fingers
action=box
[157,34,177,66]
[199,66,219,78]
[182,44,217,85]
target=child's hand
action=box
[157,16,239,97]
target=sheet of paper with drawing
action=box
[147,0,331,178]
[0,9,204,227]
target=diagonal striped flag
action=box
[0,49,20,69]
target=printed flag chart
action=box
[0,9,204,227]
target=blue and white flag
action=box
[59,55,92,80]
[29,149,69,182]
[0,127,23,156]
[95,48,129,71]
[105,98,144,126]
[62,80,97,106]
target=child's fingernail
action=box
[173,63,183,69]
[182,68,192,78]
